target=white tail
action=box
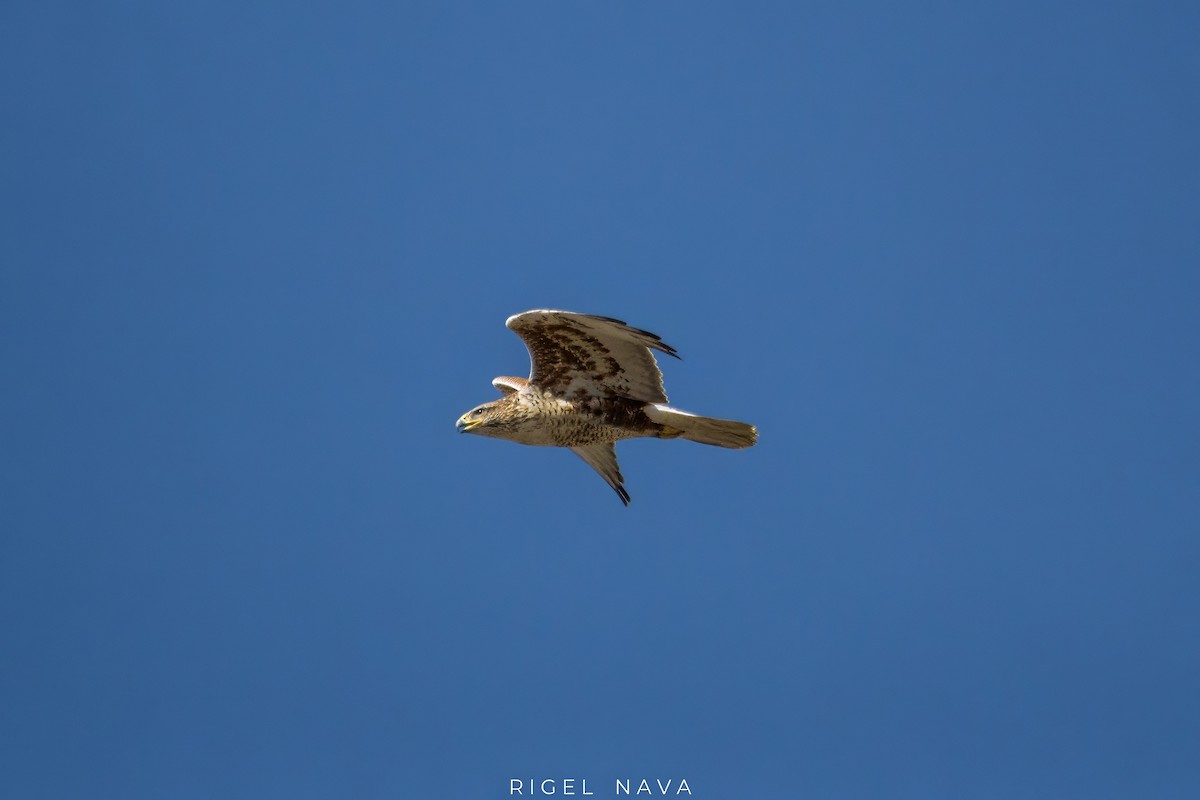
[644,404,758,449]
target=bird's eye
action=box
[474,409,484,415]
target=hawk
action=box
[455,310,757,505]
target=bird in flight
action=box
[456,310,757,505]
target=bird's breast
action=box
[496,393,653,447]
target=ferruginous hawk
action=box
[455,310,757,505]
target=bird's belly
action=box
[506,413,643,447]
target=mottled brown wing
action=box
[505,310,680,404]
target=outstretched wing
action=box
[506,310,680,403]
[570,443,631,505]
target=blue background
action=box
[3,2,1198,798]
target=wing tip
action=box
[582,312,682,359]
[593,314,681,360]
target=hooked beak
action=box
[456,416,483,433]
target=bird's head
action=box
[455,401,503,436]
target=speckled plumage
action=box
[456,310,757,505]
[484,391,659,447]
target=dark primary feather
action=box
[570,443,630,505]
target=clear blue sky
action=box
[2,2,1198,798]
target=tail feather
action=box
[644,404,758,449]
